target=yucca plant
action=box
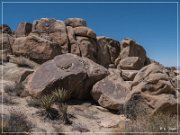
[53,88,71,103]
[41,95,54,111]
[58,103,71,124]
[40,95,59,120]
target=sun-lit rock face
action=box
[1,18,179,119]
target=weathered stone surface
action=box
[67,26,98,62]
[12,35,61,63]
[0,24,12,34]
[91,69,130,110]
[121,70,138,81]
[76,36,98,62]
[116,38,147,67]
[64,18,87,28]
[118,57,144,70]
[15,22,32,37]
[66,26,81,56]
[74,26,96,39]
[31,18,69,53]
[0,62,33,84]
[97,37,120,68]
[0,33,14,53]
[27,53,109,98]
[124,63,179,117]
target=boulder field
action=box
[1,17,179,117]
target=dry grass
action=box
[113,112,179,135]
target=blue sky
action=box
[1,0,179,67]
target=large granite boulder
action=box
[115,38,148,70]
[31,18,69,53]
[124,63,180,117]
[118,57,144,70]
[119,38,146,61]
[91,69,130,110]
[12,35,61,63]
[27,53,109,99]
[67,25,98,62]
[64,18,87,28]
[97,37,120,68]
[15,22,32,37]
[74,26,96,39]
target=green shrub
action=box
[53,88,71,103]
[41,95,54,111]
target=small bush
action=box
[41,95,54,111]
[53,88,71,103]
[40,95,59,120]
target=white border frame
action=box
[1,1,179,134]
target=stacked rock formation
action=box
[1,18,179,117]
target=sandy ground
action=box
[1,94,127,135]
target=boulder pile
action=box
[1,17,179,117]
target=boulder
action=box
[0,24,12,34]
[67,26,81,56]
[12,35,61,63]
[64,18,87,28]
[27,53,109,98]
[121,70,138,81]
[0,33,14,53]
[91,69,130,110]
[67,26,98,62]
[97,37,120,68]
[74,26,96,39]
[15,22,32,37]
[31,18,69,53]
[76,36,98,62]
[118,57,144,70]
[116,38,147,67]
[124,63,179,117]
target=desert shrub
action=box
[113,112,179,134]
[0,111,33,134]
[53,88,71,103]
[58,103,71,124]
[41,95,54,110]
[40,95,59,120]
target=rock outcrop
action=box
[91,69,130,110]
[27,53,109,98]
[1,17,178,118]
[124,63,179,117]
[15,22,32,37]
[12,35,61,63]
